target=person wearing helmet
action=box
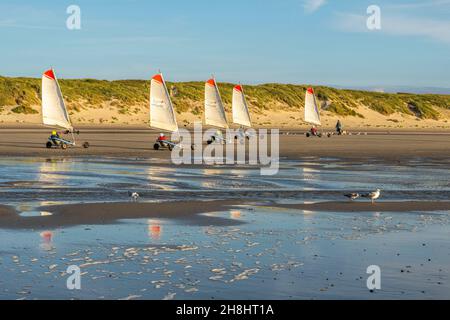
[157,133,167,142]
[49,130,61,144]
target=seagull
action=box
[128,191,140,202]
[344,193,360,201]
[362,189,381,204]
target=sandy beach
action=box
[0,131,449,300]
[0,126,450,160]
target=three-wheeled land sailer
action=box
[304,87,332,138]
[46,130,90,150]
[204,77,232,145]
[41,69,90,150]
[153,136,178,151]
[232,84,254,142]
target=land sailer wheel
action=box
[168,145,173,152]
[83,142,90,149]
[153,143,160,151]
[61,143,68,150]
[46,141,53,149]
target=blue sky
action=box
[0,0,449,88]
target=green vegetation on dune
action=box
[407,100,440,120]
[326,102,364,118]
[0,76,449,120]
[0,77,41,107]
[11,105,39,114]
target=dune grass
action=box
[11,105,39,114]
[0,75,448,120]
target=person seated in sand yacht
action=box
[49,130,61,144]
[154,133,172,150]
[154,133,181,151]
[336,120,343,135]
[310,126,319,137]
[157,133,168,143]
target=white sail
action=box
[232,85,252,128]
[41,69,72,131]
[205,78,228,129]
[304,87,321,126]
[150,73,179,133]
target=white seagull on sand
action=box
[362,189,381,204]
[344,193,360,201]
[128,191,140,202]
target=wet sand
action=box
[0,200,245,229]
[2,201,450,230]
[0,127,450,160]
[0,205,15,217]
[274,201,450,212]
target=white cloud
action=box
[386,0,450,10]
[334,12,450,44]
[303,0,327,13]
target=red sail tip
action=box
[206,78,216,86]
[307,87,314,94]
[234,85,242,92]
[43,69,55,80]
[152,74,163,83]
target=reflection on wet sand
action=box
[146,166,178,191]
[147,219,163,240]
[38,159,72,186]
[39,230,54,251]
[201,168,223,189]
[230,210,242,219]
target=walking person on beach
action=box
[336,120,343,135]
